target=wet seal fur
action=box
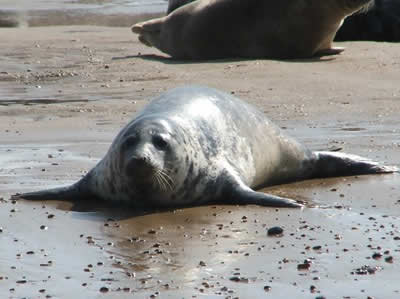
[14,86,397,208]
[131,0,373,60]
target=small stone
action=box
[372,252,383,260]
[297,263,311,270]
[267,226,284,236]
[229,276,249,283]
[385,256,394,263]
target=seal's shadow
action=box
[112,54,336,64]
[112,54,250,64]
[53,193,313,222]
[54,198,176,221]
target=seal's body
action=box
[15,86,397,208]
[167,0,193,14]
[336,0,400,42]
[132,0,372,60]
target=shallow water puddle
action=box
[0,144,96,192]
[0,98,90,106]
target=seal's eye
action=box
[153,135,168,150]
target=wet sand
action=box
[1,26,400,298]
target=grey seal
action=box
[131,0,373,60]
[336,0,400,42]
[14,86,397,208]
[167,0,193,14]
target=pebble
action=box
[297,263,311,270]
[372,252,383,260]
[267,226,284,236]
[229,276,249,283]
[385,256,394,263]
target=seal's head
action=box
[118,116,183,199]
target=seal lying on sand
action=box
[14,86,397,208]
[131,0,373,60]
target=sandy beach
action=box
[1,26,400,298]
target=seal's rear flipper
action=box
[313,151,399,178]
[131,18,164,48]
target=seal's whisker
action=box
[157,173,172,191]
[157,168,174,191]
[152,173,160,190]
[163,168,175,187]
[153,170,167,191]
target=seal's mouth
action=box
[125,156,155,180]
[125,157,174,191]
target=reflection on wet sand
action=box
[0,4,163,28]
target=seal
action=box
[336,0,400,42]
[14,86,397,208]
[131,0,373,60]
[166,0,193,14]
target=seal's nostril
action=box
[125,156,153,178]
[140,156,152,165]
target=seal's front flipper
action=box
[11,179,93,202]
[315,47,345,57]
[229,185,303,208]
[220,170,302,208]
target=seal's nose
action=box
[125,156,153,178]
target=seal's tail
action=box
[131,18,164,48]
[312,151,398,178]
